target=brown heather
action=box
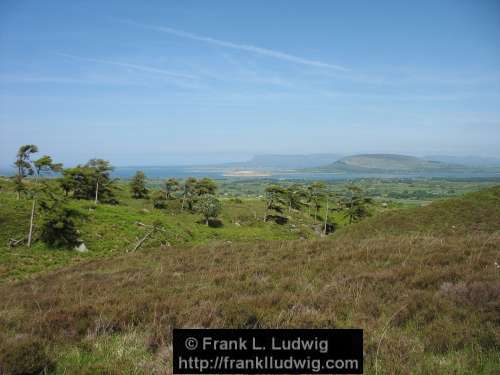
[0,187,499,374]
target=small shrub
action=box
[151,191,167,209]
[38,186,83,248]
[265,215,288,225]
[130,171,149,199]
[40,206,81,248]
[0,335,53,375]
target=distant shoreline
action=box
[223,170,272,177]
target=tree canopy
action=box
[130,171,148,199]
[60,160,117,203]
[194,194,222,225]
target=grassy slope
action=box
[0,187,499,374]
[338,186,500,237]
[0,184,335,281]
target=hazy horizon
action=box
[1,0,500,166]
[2,150,500,170]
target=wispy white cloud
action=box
[121,20,347,71]
[57,53,197,80]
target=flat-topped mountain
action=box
[310,153,472,173]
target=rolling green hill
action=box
[0,186,499,374]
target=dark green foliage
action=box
[307,181,326,221]
[13,144,39,200]
[284,183,306,213]
[342,184,372,224]
[86,159,116,204]
[130,171,148,199]
[60,166,95,198]
[60,159,117,203]
[180,177,218,211]
[12,174,26,199]
[194,194,222,225]
[13,144,64,248]
[34,155,63,176]
[40,207,81,248]
[195,177,218,195]
[164,178,180,199]
[151,190,167,209]
[264,185,287,221]
[181,177,197,211]
[38,184,83,248]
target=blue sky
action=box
[1,0,500,166]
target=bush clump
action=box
[0,335,53,375]
[38,186,83,248]
[151,190,167,209]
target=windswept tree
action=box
[181,177,197,211]
[284,183,305,214]
[28,154,62,246]
[130,171,148,199]
[195,194,222,226]
[308,182,326,223]
[34,155,62,176]
[179,177,217,211]
[15,144,38,177]
[343,184,372,224]
[195,178,217,196]
[86,159,114,204]
[14,145,62,246]
[164,178,180,199]
[322,189,338,235]
[60,161,116,204]
[60,167,95,198]
[13,144,38,200]
[264,185,286,221]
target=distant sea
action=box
[2,165,500,181]
[106,166,500,181]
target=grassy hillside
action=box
[0,186,498,374]
[0,199,314,282]
[0,179,349,281]
[338,185,500,237]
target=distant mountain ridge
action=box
[309,154,486,173]
[211,153,343,169]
